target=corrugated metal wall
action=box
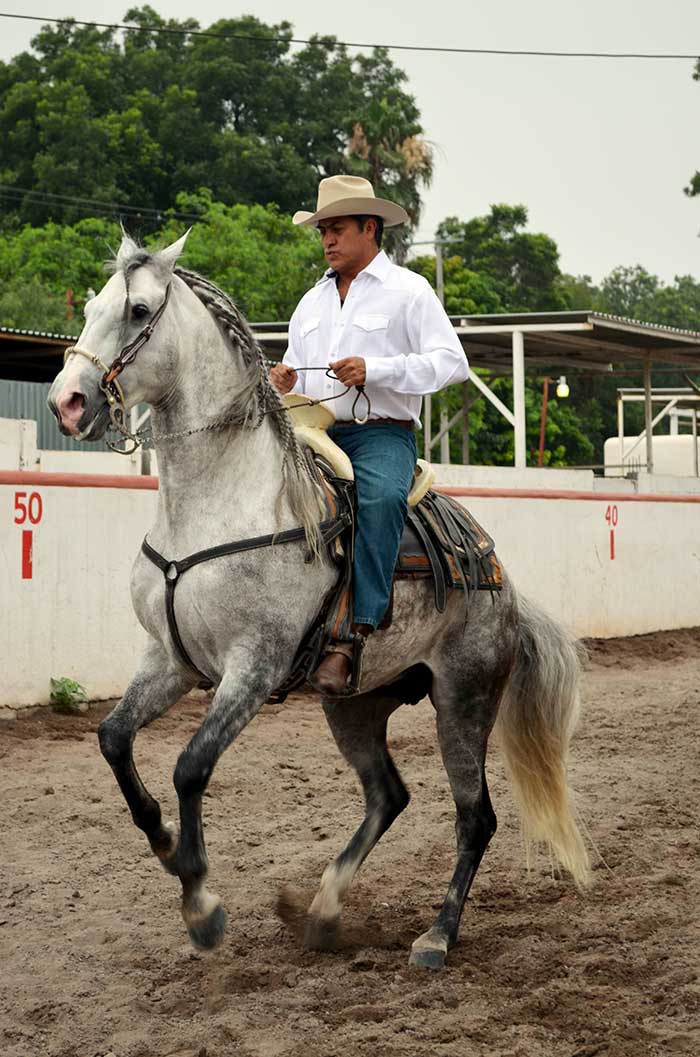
[0,379,112,451]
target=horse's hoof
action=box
[187,902,227,951]
[408,946,446,970]
[409,930,448,970]
[304,915,340,951]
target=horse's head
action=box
[48,230,190,441]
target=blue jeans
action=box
[328,423,417,628]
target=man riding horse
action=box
[271,175,469,694]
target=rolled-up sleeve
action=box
[363,285,468,393]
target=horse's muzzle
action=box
[48,386,110,440]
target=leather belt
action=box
[334,418,414,429]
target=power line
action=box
[0,183,202,222]
[0,11,698,60]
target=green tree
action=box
[0,11,431,241]
[157,191,326,319]
[0,197,325,330]
[436,205,568,312]
[595,265,700,331]
[408,254,503,315]
[557,272,599,311]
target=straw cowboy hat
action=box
[292,175,409,228]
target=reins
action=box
[262,367,372,425]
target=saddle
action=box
[269,396,503,701]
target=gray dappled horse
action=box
[48,232,590,970]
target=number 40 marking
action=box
[605,504,618,560]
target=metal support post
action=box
[461,382,470,464]
[643,359,654,474]
[435,242,450,463]
[512,330,526,469]
[440,399,450,463]
[424,394,432,460]
[693,410,699,477]
[435,241,445,307]
[617,393,625,470]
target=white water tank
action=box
[604,434,700,477]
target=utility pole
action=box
[410,236,461,463]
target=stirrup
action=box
[307,632,365,697]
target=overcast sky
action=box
[1,0,699,284]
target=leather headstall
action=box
[63,282,172,453]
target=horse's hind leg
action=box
[98,642,194,862]
[305,691,409,950]
[409,676,501,970]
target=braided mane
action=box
[174,266,325,554]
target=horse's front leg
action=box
[167,665,276,950]
[98,642,195,860]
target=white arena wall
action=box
[2,420,700,711]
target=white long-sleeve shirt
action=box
[283,250,468,424]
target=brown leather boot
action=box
[309,625,374,696]
[309,642,354,695]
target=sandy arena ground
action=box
[1,628,699,1057]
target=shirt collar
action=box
[320,250,392,285]
[361,250,391,283]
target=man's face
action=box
[318,216,375,274]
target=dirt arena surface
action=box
[1,628,699,1057]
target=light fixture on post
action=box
[556,375,570,399]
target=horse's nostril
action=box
[66,392,86,414]
[55,389,87,433]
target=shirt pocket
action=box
[351,313,390,357]
[298,316,322,364]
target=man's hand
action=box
[269,363,298,394]
[331,357,366,387]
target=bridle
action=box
[63,282,172,454]
[62,279,372,453]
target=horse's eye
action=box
[131,303,149,320]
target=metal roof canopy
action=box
[0,327,74,382]
[451,311,700,371]
[4,311,700,472]
[449,311,700,470]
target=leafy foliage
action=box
[0,196,326,328]
[157,191,326,319]
[49,676,88,713]
[434,205,568,313]
[0,9,431,237]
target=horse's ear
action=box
[116,227,139,270]
[160,229,192,271]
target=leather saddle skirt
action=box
[395,489,502,612]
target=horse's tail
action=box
[496,593,591,888]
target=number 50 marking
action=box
[14,491,43,525]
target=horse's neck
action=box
[148,318,288,553]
